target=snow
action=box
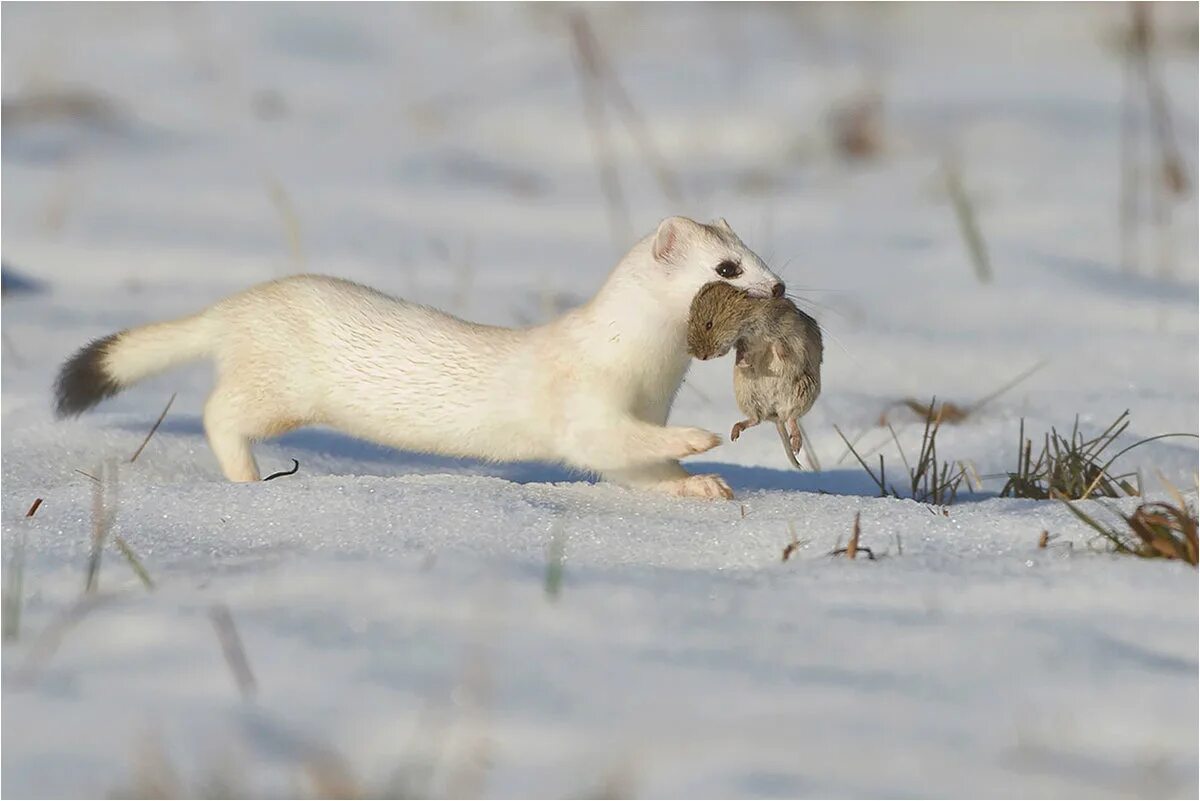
[2,3,1198,797]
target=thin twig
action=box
[967,359,1049,414]
[263,459,300,482]
[942,154,993,284]
[130,393,176,463]
[114,537,155,591]
[796,421,820,471]
[12,593,112,686]
[86,463,118,593]
[568,12,630,250]
[209,604,257,700]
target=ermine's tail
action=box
[775,421,803,470]
[54,313,216,417]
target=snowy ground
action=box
[2,4,1198,798]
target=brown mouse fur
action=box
[687,282,823,469]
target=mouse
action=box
[686,281,823,469]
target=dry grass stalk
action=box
[1119,3,1192,276]
[830,512,875,560]
[209,604,258,701]
[544,523,566,601]
[113,536,155,591]
[2,499,41,641]
[13,593,111,687]
[1064,498,1197,566]
[942,154,993,284]
[263,172,306,273]
[568,12,630,249]
[781,522,806,562]
[85,463,118,593]
[567,14,683,206]
[796,421,821,471]
[880,360,1048,426]
[129,393,176,463]
[1119,17,1141,274]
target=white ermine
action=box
[55,216,784,499]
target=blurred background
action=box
[3,2,1197,484]
[2,4,1198,798]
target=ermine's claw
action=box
[731,422,746,441]
[676,473,734,500]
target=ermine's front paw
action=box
[673,473,734,500]
[668,427,722,459]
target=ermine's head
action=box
[686,281,762,360]
[649,216,784,306]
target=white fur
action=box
[89,216,783,498]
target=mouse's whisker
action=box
[785,293,848,321]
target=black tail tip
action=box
[54,334,122,418]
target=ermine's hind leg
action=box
[602,461,734,501]
[204,387,261,482]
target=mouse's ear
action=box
[652,216,698,264]
[713,217,734,235]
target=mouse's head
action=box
[687,281,758,360]
[649,216,784,305]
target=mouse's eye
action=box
[705,320,713,330]
[715,260,742,279]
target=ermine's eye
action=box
[705,321,713,330]
[715,260,742,279]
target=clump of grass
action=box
[1001,410,1196,500]
[1064,498,1197,566]
[836,398,967,505]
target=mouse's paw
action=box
[674,473,734,500]
[665,427,722,459]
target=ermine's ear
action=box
[713,217,734,235]
[652,216,697,263]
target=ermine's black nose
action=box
[771,282,785,298]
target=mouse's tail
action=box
[775,420,804,470]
